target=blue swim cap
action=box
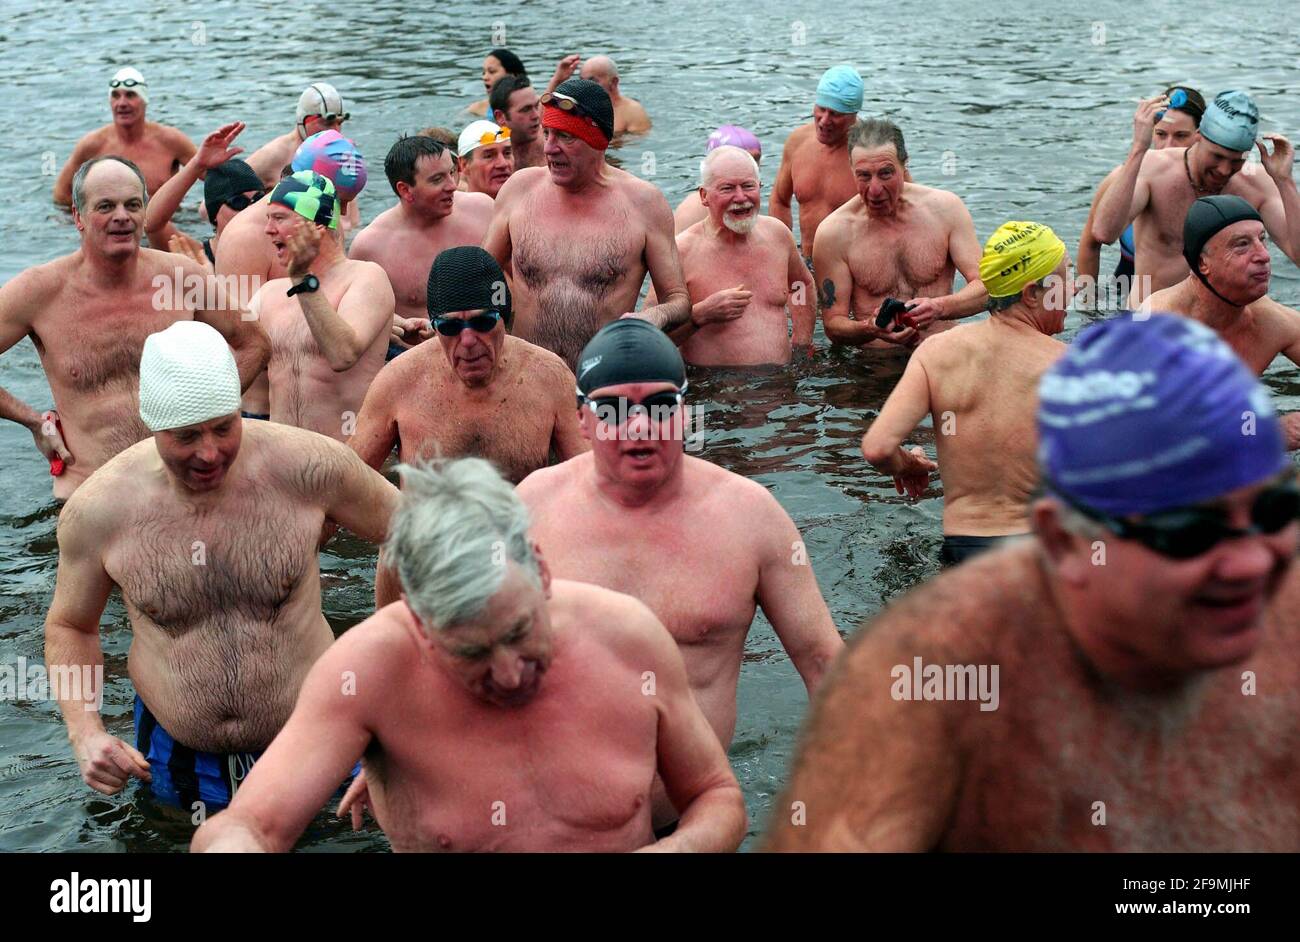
[1199,90,1259,153]
[1038,313,1285,516]
[815,65,863,115]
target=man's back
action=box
[916,319,1066,534]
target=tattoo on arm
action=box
[820,278,836,309]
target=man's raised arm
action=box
[635,190,691,331]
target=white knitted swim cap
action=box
[138,321,241,432]
[111,67,148,106]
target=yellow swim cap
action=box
[979,221,1066,300]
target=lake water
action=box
[2,0,1298,851]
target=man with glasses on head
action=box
[457,120,514,199]
[767,314,1300,851]
[518,319,842,838]
[350,246,586,496]
[54,68,197,228]
[484,78,691,369]
[245,82,351,192]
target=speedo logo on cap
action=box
[1040,369,1157,405]
[578,355,602,379]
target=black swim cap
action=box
[427,246,512,327]
[204,159,263,228]
[576,319,686,396]
[554,78,616,142]
[1182,195,1263,294]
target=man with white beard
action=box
[647,146,813,366]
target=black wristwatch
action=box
[286,274,320,297]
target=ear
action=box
[1031,498,1093,587]
[577,403,594,443]
[71,205,84,231]
[395,180,412,204]
[531,540,553,596]
[492,109,507,125]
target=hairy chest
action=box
[848,219,952,296]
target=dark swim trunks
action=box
[134,695,261,810]
[134,695,360,811]
[385,340,409,362]
[939,534,1028,568]
[653,819,678,841]
[240,411,270,421]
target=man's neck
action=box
[991,305,1051,336]
[113,118,146,143]
[1184,144,1223,196]
[703,216,751,244]
[1188,277,1249,329]
[307,242,346,276]
[402,201,453,231]
[558,165,610,197]
[82,246,139,286]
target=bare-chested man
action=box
[351,247,587,485]
[674,126,763,234]
[1142,195,1300,449]
[256,171,393,441]
[0,157,268,499]
[53,68,195,207]
[649,147,813,366]
[490,76,543,170]
[45,321,398,810]
[1093,90,1300,304]
[518,321,843,831]
[244,82,349,190]
[350,136,494,355]
[580,56,652,135]
[862,222,1070,566]
[192,457,747,852]
[769,314,1300,851]
[815,118,987,349]
[484,78,690,368]
[457,120,514,199]
[770,65,863,258]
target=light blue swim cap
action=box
[1199,90,1260,153]
[815,65,863,115]
[1037,313,1285,517]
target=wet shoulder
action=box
[685,455,780,517]
[507,336,575,383]
[782,122,816,155]
[552,578,669,661]
[518,452,589,504]
[499,166,549,204]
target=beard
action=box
[722,210,757,234]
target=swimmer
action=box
[1142,195,1300,447]
[862,222,1070,566]
[1093,90,1300,303]
[673,125,763,233]
[468,48,527,117]
[1,156,268,499]
[350,246,587,490]
[142,122,264,265]
[291,128,365,235]
[648,147,814,366]
[484,78,690,367]
[253,171,393,441]
[815,118,986,348]
[1077,86,1205,305]
[458,120,514,199]
[245,82,351,190]
[518,320,843,833]
[350,136,494,355]
[771,65,864,256]
[490,76,544,170]
[53,67,197,246]
[44,320,397,809]
[580,55,652,134]
[768,314,1300,851]
[192,457,747,852]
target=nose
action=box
[490,649,525,689]
[1211,531,1279,583]
[194,438,221,464]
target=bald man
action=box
[580,56,651,135]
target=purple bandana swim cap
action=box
[292,130,367,202]
[1037,313,1285,516]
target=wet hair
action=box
[847,117,908,165]
[490,75,532,119]
[419,126,459,150]
[385,458,541,632]
[700,145,759,187]
[71,155,148,214]
[487,48,527,79]
[1164,85,1206,125]
[384,134,449,195]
